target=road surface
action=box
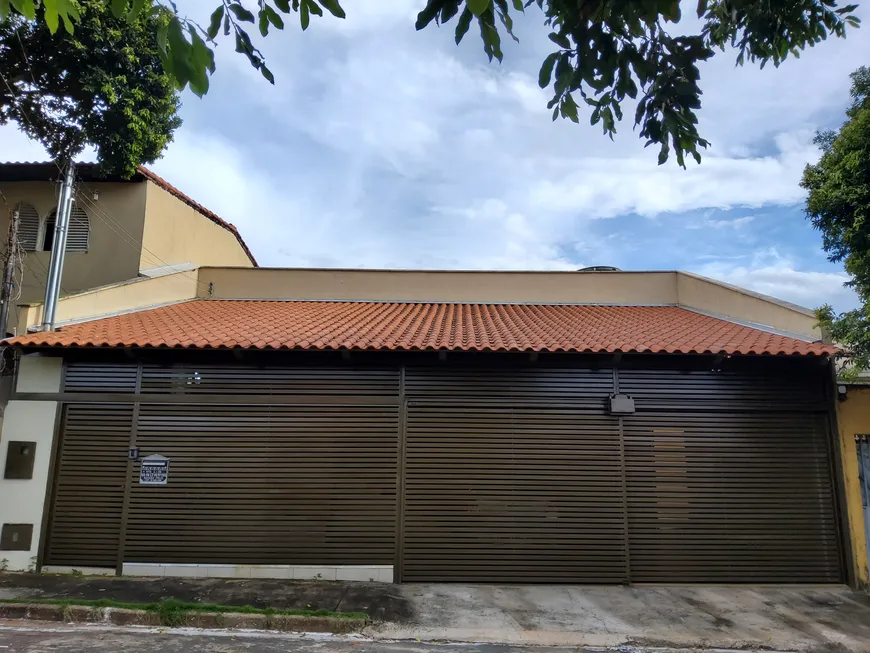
[0,622,587,653]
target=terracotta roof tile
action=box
[7,300,836,356]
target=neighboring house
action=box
[0,162,256,335]
[0,267,865,588]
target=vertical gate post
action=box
[115,362,142,576]
[394,366,407,583]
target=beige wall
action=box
[676,272,820,339]
[197,267,820,338]
[198,268,681,305]
[0,181,147,306]
[0,355,62,571]
[141,182,254,271]
[836,386,870,588]
[14,271,200,335]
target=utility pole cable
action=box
[0,208,21,338]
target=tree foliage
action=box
[0,0,181,176]
[803,66,870,368]
[0,0,862,169]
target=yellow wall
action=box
[199,268,682,305]
[14,271,200,335]
[196,268,821,339]
[141,182,254,271]
[836,386,870,587]
[0,181,147,305]
[676,272,822,339]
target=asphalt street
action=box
[0,623,589,653]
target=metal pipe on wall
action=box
[42,162,75,332]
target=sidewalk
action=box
[3,573,870,651]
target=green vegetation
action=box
[0,597,367,627]
[0,0,861,168]
[802,66,870,370]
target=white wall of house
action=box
[0,355,61,571]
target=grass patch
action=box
[0,597,367,627]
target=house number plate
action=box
[139,454,169,486]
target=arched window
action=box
[43,204,90,252]
[14,202,40,251]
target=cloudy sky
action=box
[2,0,868,311]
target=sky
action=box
[1,0,869,312]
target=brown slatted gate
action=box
[47,360,843,584]
[623,412,841,582]
[401,367,625,582]
[620,368,843,583]
[124,403,399,565]
[44,404,134,567]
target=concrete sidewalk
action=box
[3,574,870,651]
[374,584,870,652]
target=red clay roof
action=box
[8,300,836,356]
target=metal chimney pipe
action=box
[42,161,75,331]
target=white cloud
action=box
[1,0,867,305]
[696,249,857,311]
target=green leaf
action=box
[657,142,670,165]
[166,17,193,88]
[455,7,473,44]
[43,0,59,32]
[156,22,168,55]
[188,28,213,96]
[275,0,290,11]
[415,0,440,30]
[318,0,345,18]
[229,3,255,22]
[259,8,269,35]
[511,0,523,10]
[300,0,309,29]
[0,0,9,17]
[110,0,127,19]
[467,0,490,17]
[10,0,35,20]
[548,32,570,49]
[538,52,558,88]
[207,5,224,39]
[126,0,146,21]
[261,64,275,84]
[561,94,579,123]
[305,0,322,16]
[266,5,284,29]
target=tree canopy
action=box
[803,66,870,371]
[0,0,181,176]
[0,1,862,170]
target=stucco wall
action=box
[836,386,870,587]
[198,268,681,305]
[676,272,820,339]
[0,181,147,307]
[196,268,820,338]
[141,182,254,271]
[0,355,62,571]
[14,271,200,335]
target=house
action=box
[0,266,865,587]
[0,162,256,336]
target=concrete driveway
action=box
[372,584,870,652]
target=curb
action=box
[0,603,367,634]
